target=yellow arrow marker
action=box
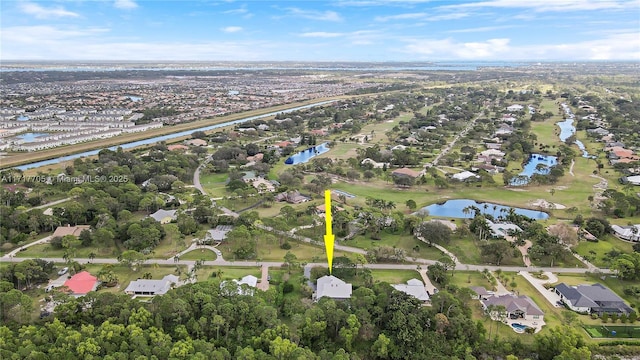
[324,189,334,274]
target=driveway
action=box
[418,269,439,295]
[518,271,562,308]
[257,265,270,291]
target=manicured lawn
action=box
[200,172,229,197]
[573,235,635,268]
[369,269,421,284]
[179,248,218,261]
[194,266,261,282]
[17,243,119,258]
[449,270,495,289]
[343,233,445,261]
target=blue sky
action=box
[1,0,639,61]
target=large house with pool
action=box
[481,294,544,333]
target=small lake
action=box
[420,199,549,220]
[510,153,558,186]
[15,132,50,142]
[284,143,330,165]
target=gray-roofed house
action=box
[124,274,180,296]
[315,275,352,301]
[554,283,633,315]
[470,286,494,300]
[486,219,522,238]
[392,279,430,302]
[149,209,177,224]
[482,294,544,322]
[204,225,234,244]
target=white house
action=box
[452,171,479,181]
[221,275,258,296]
[486,219,522,238]
[315,275,352,301]
[392,279,430,302]
[624,175,640,186]
[611,224,640,242]
[506,104,524,112]
[124,274,180,296]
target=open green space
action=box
[17,243,118,259]
[369,269,421,284]
[193,266,261,282]
[583,325,640,339]
[178,248,218,261]
[343,233,445,260]
[573,235,635,268]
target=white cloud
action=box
[375,12,428,21]
[114,0,138,10]
[221,26,243,33]
[19,1,80,19]
[401,31,640,60]
[447,25,516,33]
[300,32,344,38]
[440,0,639,12]
[284,8,343,21]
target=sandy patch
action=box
[386,120,394,123]
[507,188,528,192]
[529,199,566,210]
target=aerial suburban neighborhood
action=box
[1,60,639,359]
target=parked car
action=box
[58,267,69,276]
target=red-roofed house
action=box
[275,141,293,148]
[63,271,99,297]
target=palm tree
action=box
[88,252,96,263]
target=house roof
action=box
[316,275,352,299]
[470,286,492,296]
[556,283,631,313]
[221,275,258,296]
[53,225,91,238]
[392,279,429,301]
[149,209,177,222]
[63,271,98,295]
[452,171,479,181]
[391,167,420,178]
[124,274,180,295]
[207,225,233,241]
[482,294,544,316]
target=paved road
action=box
[31,197,74,211]
[429,113,482,168]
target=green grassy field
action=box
[573,235,636,268]
[343,233,445,260]
[369,269,421,284]
[179,248,218,261]
[583,325,640,339]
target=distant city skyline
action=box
[1,0,639,61]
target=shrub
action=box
[280,242,292,250]
[282,282,294,294]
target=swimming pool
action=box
[511,323,529,333]
[332,190,355,198]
